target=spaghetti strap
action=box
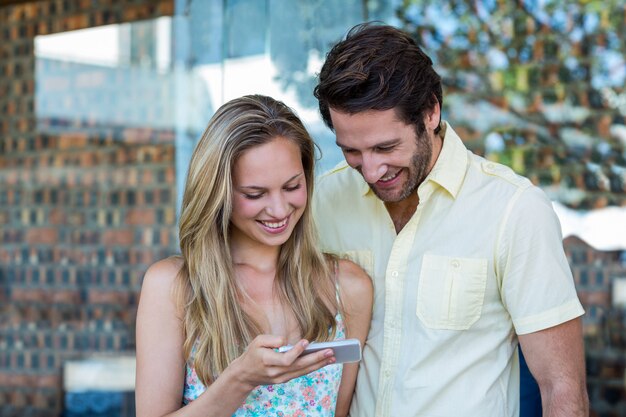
[334,258,341,303]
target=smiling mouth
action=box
[378,170,400,183]
[258,218,288,229]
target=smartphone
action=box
[278,338,361,364]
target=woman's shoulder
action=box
[334,258,373,302]
[141,256,185,302]
[144,255,184,282]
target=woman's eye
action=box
[285,184,301,192]
[244,193,263,200]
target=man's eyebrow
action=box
[336,139,400,149]
[373,139,400,147]
[238,173,303,190]
[336,141,352,150]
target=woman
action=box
[135,95,373,417]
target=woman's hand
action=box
[228,334,336,391]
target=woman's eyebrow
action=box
[238,172,303,190]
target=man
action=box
[312,23,588,417]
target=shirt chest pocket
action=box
[416,254,488,330]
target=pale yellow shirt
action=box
[313,122,584,417]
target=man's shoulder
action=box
[464,153,557,224]
[316,160,364,195]
[467,152,532,191]
[317,160,353,181]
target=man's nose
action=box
[360,154,386,184]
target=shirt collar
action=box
[359,121,468,199]
[360,176,371,196]
[425,121,468,199]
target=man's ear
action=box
[425,101,441,132]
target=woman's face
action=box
[230,136,308,249]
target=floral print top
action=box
[183,314,346,417]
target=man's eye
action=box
[376,146,394,152]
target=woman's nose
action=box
[266,194,289,218]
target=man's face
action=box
[330,108,437,203]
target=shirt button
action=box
[391,271,398,277]
[451,259,460,268]
[384,370,392,378]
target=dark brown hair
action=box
[314,22,442,136]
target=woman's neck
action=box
[230,237,297,338]
[229,231,281,298]
[230,239,280,275]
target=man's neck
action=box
[385,192,420,233]
[384,125,446,233]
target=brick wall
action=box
[2,1,626,416]
[564,237,626,416]
[566,236,625,334]
[0,1,176,416]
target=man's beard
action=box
[369,131,433,203]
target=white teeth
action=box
[260,218,288,229]
[381,171,399,182]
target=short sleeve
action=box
[497,186,584,335]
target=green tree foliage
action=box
[398,0,626,209]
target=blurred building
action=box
[1,1,625,417]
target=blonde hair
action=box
[177,95,338,385]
